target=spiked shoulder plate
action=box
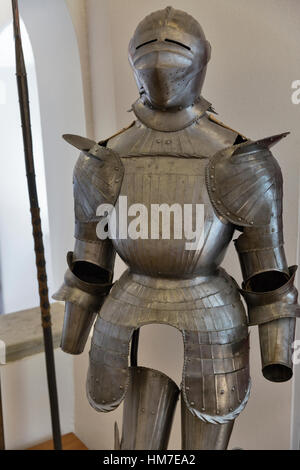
[63,134,124,223]
[205,133,289,227]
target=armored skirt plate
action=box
[87,268,250,424]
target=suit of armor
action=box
[54,7,300,450]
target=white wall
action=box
[1,350,73,450]
[65,0,94,139]
[0,0,88,449]
[0,18,52,314]
[20,0,87,296]
[70,0,300,450]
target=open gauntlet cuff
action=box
[240,266,300,326]
[53,252,113,312]
[240,266,300,382]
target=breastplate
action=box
[106,118,237,278]
[108,156,232,277]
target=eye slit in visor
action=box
[136,39,158,50]
[164,38,191,51]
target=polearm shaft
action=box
[11,0,62,450]
[0,377,4,450]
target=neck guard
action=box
[132,96,212,132]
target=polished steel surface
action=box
[56,5,299,450]
[53,252,112,311]
[182,333,250,423]
[70,138,124,224]
[108,114,239,156]
[53,252,113,355]
[241,266,300,326]
[60,303,97,355]
[259,317,296,382]
[206,136,287,228]
[181,395,234,450]
[73,238,116,273]
[119,367,179,450]
[100,269,246,332]
[88,269,249,419]
[110,155,234,278]
[87,317,132,412]
[131,96,212,132]
[128,6,211,111]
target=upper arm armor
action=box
[68,134,124,225]
[63,134,124,273]
[206,133,291,284]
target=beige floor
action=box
[28,433,88,450]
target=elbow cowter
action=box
[53,252,113,354]
[240,266,300,382]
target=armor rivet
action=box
[220,390,225,395]
[113,397,116,401]
[217,201,221,205]
[238,399,242,403]
[119,385,123,389]
[190,401,195,406]
[212,188,216,192]
[151,411,155,415]
[231,387,235,392]
[229,408,233,412]
[141,408,145,412]
[186,386,190,391]
[202,407,205,411]
[165,140,172,144]
[95,378,99,383]
[115,167,119,171]
[156,139,161,144]
[226,212,230,216]
[250,221,254,225]
[102,400,106,404]
[238,218,242,221]
[216,410,220,415]
[211,166,215,170]
[115,179,120,183]
[210,175,214,179]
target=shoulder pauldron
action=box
[63,134,124,222]
[205,133,289,227]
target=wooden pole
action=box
[0,375,4,450]
[11,0,62,450]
